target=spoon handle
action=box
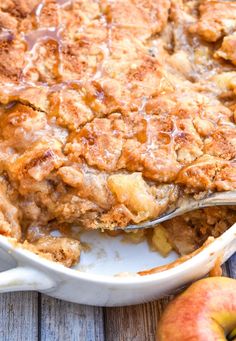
[199,191,236,206]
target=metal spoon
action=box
[121,191,236,231]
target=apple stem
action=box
[228,327,236,341]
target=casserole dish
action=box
[0,0,236,307]
[0,224,235,307]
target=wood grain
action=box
[40,294,105,341]
[0,291,38,341]
[222,262,231,277]
[104,299,171,341]
[226,253,236,279]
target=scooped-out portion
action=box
[0,0,236,267]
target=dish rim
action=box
[0,223,235,285]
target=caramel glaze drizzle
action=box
[22,0,65,84]
[18,0,117,106]
[24,27,60,51]
[19,0,155,105]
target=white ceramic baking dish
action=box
[0,224,235,306]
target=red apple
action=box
[157,277,236,341]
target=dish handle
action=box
[0,266,55,293]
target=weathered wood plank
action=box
[0,292,38,341]
[40,294,105,341]
[104,299,171,341]
[222,262,230,277]
[227,253,236,279]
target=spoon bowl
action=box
[121,191,236,231]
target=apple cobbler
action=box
[0,0,236,267]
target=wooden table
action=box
[0,254,235,341]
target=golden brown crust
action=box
[177,155,236,191]
[216,32,236,65]
[0,34,26,82]
[0,0,236,266]
[101,0,171,41]
[190,1,236,42]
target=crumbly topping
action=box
[0,0,236,265]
